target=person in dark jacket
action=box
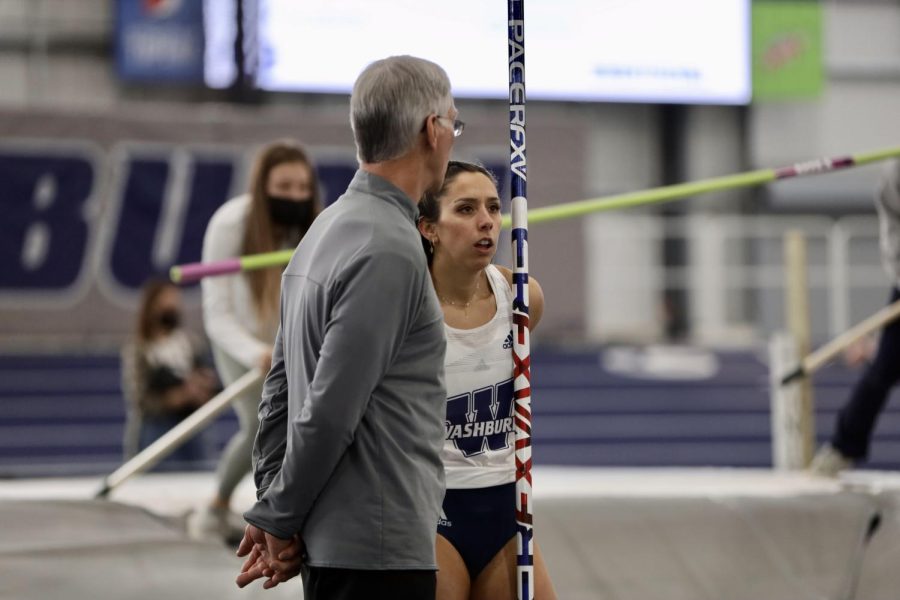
[811,160,900,476]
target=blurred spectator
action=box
[841,335,877,369]
[811,159,900,476]
[121,278,218,470]
[189,140,322,542]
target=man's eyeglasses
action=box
[436,115,466,138]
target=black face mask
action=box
[158,310,181,331]
[268,196,314,227]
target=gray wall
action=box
[1,0,899,349]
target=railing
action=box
[585,212,886,346]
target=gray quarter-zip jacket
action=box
[244,170,447,569]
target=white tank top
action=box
[441,264,516,489]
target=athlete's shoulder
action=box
[492,264,544,329]
[491,264,541,290]
[492,264,513,288]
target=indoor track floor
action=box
[3,467,900,599]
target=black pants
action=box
[832,286,900,460]
[301,565,436,600]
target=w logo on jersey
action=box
[445,378,514,458]
[503,331,513,349]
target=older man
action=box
[236,55,463,599]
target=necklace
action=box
[438,277,480,317]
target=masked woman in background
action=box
[189,140,322,542]
[121,278,217,470]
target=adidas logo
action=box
[437,508,452,527]
[503,332,513,349]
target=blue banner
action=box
[115,0,206,83]
[0,133,507,345]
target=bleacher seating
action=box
[2,347,899,478]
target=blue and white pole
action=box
[508,2,533,599]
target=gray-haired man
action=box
[235,55,463,599]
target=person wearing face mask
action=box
[189,140,322,542]
[120,278,218,470]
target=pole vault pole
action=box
[503,146,900,227]
[95,368,263,498]
[169,146,900,283]
[781,297,900,385]
[507,2,534,598]
[170,249,295,284]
